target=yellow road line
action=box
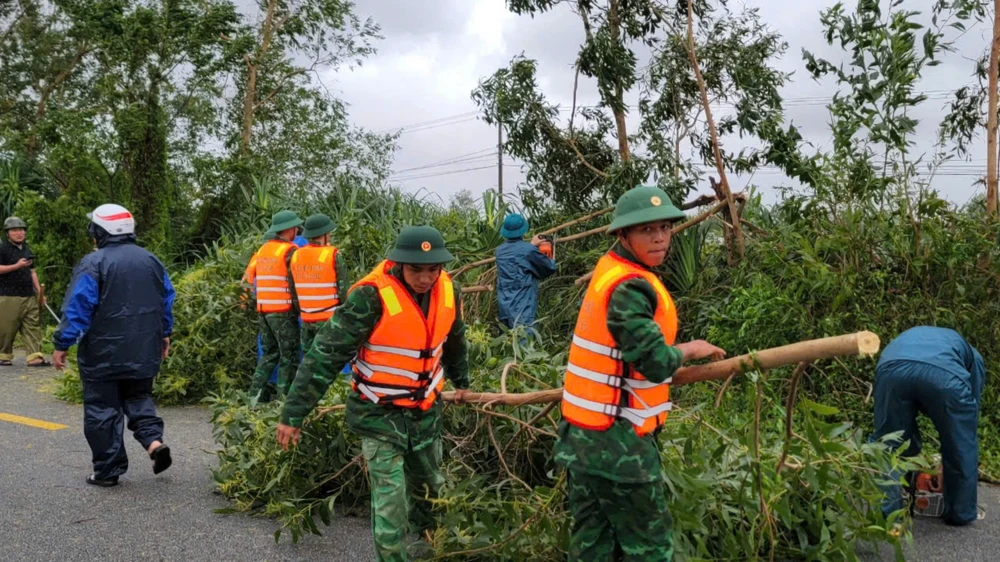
[0,412,68,431]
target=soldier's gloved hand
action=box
[276,423,302,451]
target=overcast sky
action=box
[313,0,992,210]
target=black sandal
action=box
[86,474,119,487]
[0,360,11,366]
[150,444,172,475]
[26,360,51,367]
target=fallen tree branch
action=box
[555,223,608,243]
[433,472,566,559]
[500,362,517,394]
[777,362,811,474]
[538,207,613,236]
[450,195,718,279]
[440,332,879,405]
[686,0,744,261]
[461,285,492,294]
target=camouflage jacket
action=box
[554,243,684,483]
[281,265,469,452]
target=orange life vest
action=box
[240,249,260,309]
[350,260,456,410]
[561,252,678,436]
[290,244,340,323]
[253,239,296,313]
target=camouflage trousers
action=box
[300,321,323,353]
[566,469,674,561]
[249,312,300,397]
[361,435,444,562]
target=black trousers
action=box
[82,378,164,479]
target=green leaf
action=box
[799,398,840,416]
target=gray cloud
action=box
[327,0,991,208]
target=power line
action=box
[390,150,498,175]
[376,112,479,135]
[390,164,497,182]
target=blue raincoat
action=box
[54,233,174,381]
[495,239,556,329]
[53,230,174,480]
[872,326,985,525]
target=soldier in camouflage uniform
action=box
[277,226,469,562]
[554,185,727,561]
[294,214,351,353]
[247,210,303,398]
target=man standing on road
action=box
[495,213,556,332]
[246,210,303,399]
[555,185,726,560]
[276,226,469,562]
[0,216,49,367]
[52,204,175,487]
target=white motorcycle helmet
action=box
[88,204,135,235]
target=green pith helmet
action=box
[607,185,686,234]
[388,226,454,265]
[268,210,303,234]
[3,216,27,231]
[301,213,335,239]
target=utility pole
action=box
[497,123,503,195]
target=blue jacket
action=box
[54,233,175,381]
[878,326,985,398]
[495,239,556,328]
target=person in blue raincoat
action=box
[52,204,175,487]
[495,214,556,330]
[872,326,985,525]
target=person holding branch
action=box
[555,185,726,561]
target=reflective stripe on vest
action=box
[560,252,678,436]
[290,245,340,323]
[349,260,456,410]
[254,240,295,313]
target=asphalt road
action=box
[0,357,374,562]
[1,356,997,562]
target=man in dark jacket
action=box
[495,213,556,331]
[52,204,176,487]
[872,326,985,525]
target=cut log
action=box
[461,285,493,294]
[441,331,880,405]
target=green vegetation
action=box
[5,0,999,559]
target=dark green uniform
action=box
[554,243,683,561]
[283,265,469,562]
[299,252,352,353]
[249,246,299,397]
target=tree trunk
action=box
[440,332,881,405]
[987,0,1000,216]
[240,0,278,155]
[608,0,631,162]
[26,43,90,157]
[686,0,744,262]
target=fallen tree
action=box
[438,331,880,405]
